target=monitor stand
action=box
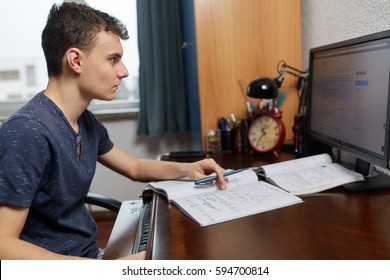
[343,158,390,192]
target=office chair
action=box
[84,192,122,213]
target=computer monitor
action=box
[307,29,390,192]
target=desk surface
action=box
[105,150,390,259]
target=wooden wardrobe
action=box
[194,0,302,148]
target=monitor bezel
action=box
[307,29,390,169]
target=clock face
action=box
[248,114,285,152]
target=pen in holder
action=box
[221,129,235,151]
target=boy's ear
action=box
[65,48,83,73]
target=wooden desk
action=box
[104,150,390,259]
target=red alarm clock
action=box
[248,109,286,156]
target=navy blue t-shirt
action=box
[0,91,114,258]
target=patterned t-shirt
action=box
[0,91,114,258]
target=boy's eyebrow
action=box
[108,52,123,58]
[111,53,122,57]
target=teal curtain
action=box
[136,0,188,136]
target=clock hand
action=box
[256,134,265,146]
[255,127,267,145]
[258,133,265,140]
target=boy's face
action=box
[78,30,129,102]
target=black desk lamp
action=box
[247,60,308,113]
[247,76,279,100]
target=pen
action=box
[218,118,226,131]
[194,168,247,185]
[226,117,231,130]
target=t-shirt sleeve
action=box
[97,123,114,156]
[0,117,52,207]
[83,111,114,156]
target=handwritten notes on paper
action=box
[171,181,302,226]
[147,169,302,226]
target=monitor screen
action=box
[307,30,390,192]
[308,30,390,169]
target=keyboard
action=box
[102,189,156,259]
[132,199,152,253]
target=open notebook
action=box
[146,170,302,226]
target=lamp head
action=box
[247,77,279,99]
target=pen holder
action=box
[221,129,235,151]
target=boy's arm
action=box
[98,145,227,189]
[0,204,85,260]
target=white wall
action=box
[301,0,390,70]
[90,116,193,202]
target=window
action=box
[25,65,36,87]
[0,70,20,81]
[0,0,139,121]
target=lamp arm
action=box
[277,60,308,80]
[276,60,309,113]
